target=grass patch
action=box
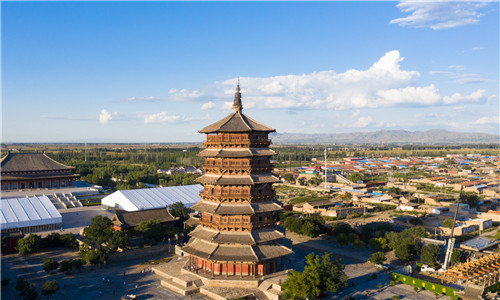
[141,257,172,265]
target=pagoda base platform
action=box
[153,255,288,300]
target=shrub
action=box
[42,258,60,273]
[15,277,30,295]
[1,277,10,286]
[17,234,45,255]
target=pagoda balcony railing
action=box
[203,140,272,148]
[200,191,276,199]
[199,219,252,231]
[202,165,273,174]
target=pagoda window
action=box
[3,184,9,190]
[12,183,17,189]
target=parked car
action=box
[421,264,436,273]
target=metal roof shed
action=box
[0,196,62,230]
[101,184,203,212]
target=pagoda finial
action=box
[233,79,243,113]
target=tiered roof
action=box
[198,85,275,134]
[1,152,75,172]
[183,84,292,266]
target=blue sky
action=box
[2,1,499,143]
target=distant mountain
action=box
[271,129,500,145]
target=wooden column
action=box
[240,263,243,278]
[212,262,214,277]
[253,264,256,278]
[226,262,228,277]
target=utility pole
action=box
[324,148,327,188]
[85,143,87,162]
[324,147,333,189]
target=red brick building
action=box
[1,152,79,190]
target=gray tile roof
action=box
[199,111,275,134]
[112,208,178,228]
[1,153,75,173]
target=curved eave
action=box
[191,200,282,215]
[198,111,275,134]
[195,174,280,185]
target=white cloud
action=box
[168,88,202,101]
[462,46,486,54]
[430,70,486,84]
[351,110,361,117]
[443,89,485,104]
[128,96,160,102]
[160,51,491,112]
[143,112,192,124]
[355,116,373,128]
[99,109,112,124]
[390,1,491,30]
[448,65,465,71]
[473,116,499,124]
[201,101,216,110]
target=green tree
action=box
[352,238,364,248]
[23,285,39,300]
[1,277,10,286]
[369,237,388,250]
[442,219,454,228]
[169,202,190,220]
[450,250,463,266]
[135,219,166,245]
[308,176,323,187]
[284,173,295,183]
[72,258,85,271]
[282,253,347,299]
[394,240,419,262]
[409,218,423,226]
[42,258,60,273]
[368,252,386,265]
[347,172,364,183]
[336,233,349,246]
[420,244,441,267]
[60,233,79,250]
[106,230,129,253]
[461,192,480,208]
[298,177,306,186]
[44,232,61,248]
[16,277,30,295]
[17,234,45,255]
[58,260,74,272]
[83,216,114,249]
[41,280,59,299]
[495,230,500,240]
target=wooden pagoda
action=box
[182,84,292,278]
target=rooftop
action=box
[1,152,75,173]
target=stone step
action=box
[160,279,200,296]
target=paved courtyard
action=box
[1,249,206,300]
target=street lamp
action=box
[324,148,333,189]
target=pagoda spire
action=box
[232,80,243,113]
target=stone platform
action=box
[153,256,288,300]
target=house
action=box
[111,207,178,232]
[479,210,500,222]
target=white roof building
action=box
[1,196,62,232]
[101,184,203,212]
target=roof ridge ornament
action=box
[232,80,243,113]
